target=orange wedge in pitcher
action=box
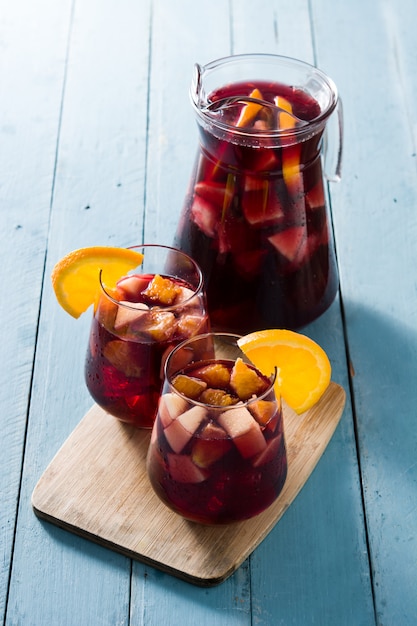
[274,95,302,196]
[238,329,331,414]
[236,88,265,128]
[51,246,144,318]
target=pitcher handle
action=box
[324,98,344,183]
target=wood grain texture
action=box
[32,383,345,586]
[0,0,72,621]
[313,1,417,623]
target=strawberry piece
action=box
[218,406,267,459]
[167,453,208,483]
[191,195,221,238]
[252,433,283,468]
[158,392,188,428]
[164,405,207,454]
[268,225,307,263]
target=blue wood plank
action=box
[313,0,417,623]
[0,0,73,621]
[6,0,152,624]
[143,0,233,248]
[136,2,254,622]
[230,2,375,623]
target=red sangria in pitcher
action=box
[174,54,343,332]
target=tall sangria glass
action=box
[85,244,209,428]
[146,332,287,524]
[174,54,343,332]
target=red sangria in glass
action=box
[146,333,287,524]
[175,54,343,332]
[84,245,209,428]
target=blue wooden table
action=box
[1,0,416,624]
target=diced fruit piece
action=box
[95,289,119,327]
[174,286,196,304]
[142,274,182,306]
[191,195,221,238]
[171,374,207,399]
[239,145,279,172]
[268,225,307,263]
[218,406,267,458]
[142,311,177,341]
[252,434,283,468]
[237,329,332,414]
[176,314,207,338]
[199,388,237,406]
[306,181,325,211]
[236,88,264,128]
[230,357,269,401]
[51,246,144,319]
[195,180,234,211]
[158,392,189,428]
[103,340,143,377]
[164,405,207,453]
[167,453,208,483]
[113,301,149,332]
[116,274,150,301]
[242,176,285,227]
[191,423,232,468]
[249,399,277,426]
[192,363,231,389]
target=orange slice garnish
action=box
[238,329,331,414]
[51,246,144,318]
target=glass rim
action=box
[165,331,278,410]
[98,243,205,311]
[191,52,339,140]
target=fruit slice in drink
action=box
[147,352,287,524]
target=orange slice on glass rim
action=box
[237,329,331,414]
[51,246,144,319]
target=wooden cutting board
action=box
[32,382,345,586]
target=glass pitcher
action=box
[174,54,343,332]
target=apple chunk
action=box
[218,406,267,458]
[191,422,232,468]
[114,301,149,332]
[167,453,208,483]
[164,405,207,453]
[158,392,188,428]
